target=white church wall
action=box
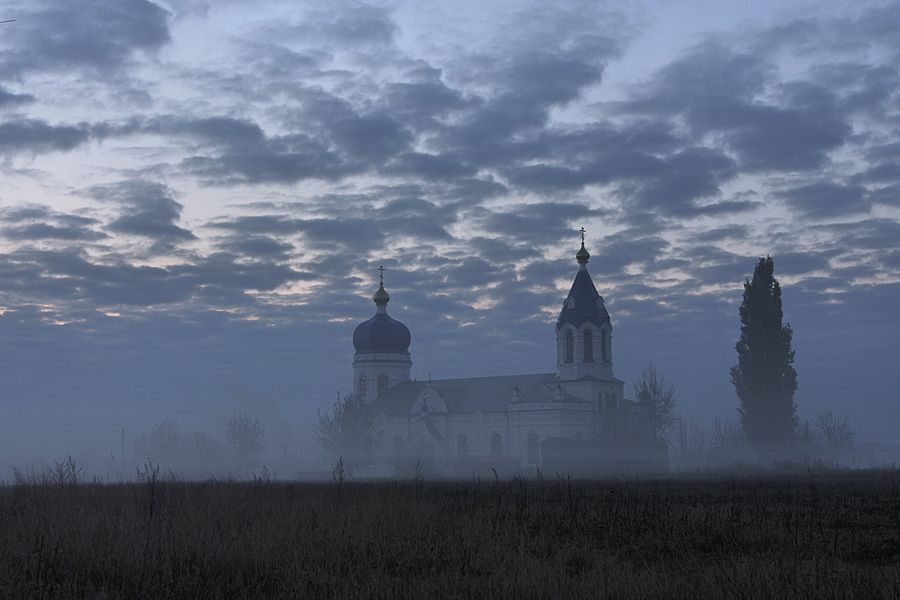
[352,353,411,402]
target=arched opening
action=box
[377,374,389,396]
[601,330,608,363]
[357,375,368,398]
[491,432,503,455]
[527,431,540,464]
[583,329,593,362]
[457,434,469,457]
[565,330,574,363]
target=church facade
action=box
[351,238,667,475]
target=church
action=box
[351,234,667,475]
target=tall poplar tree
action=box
[730,256,798,453]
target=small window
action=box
[609,393,618,410]
[491,432,503,455]
[457,434,469,457]
[583,329,593,362]
[566,296,575,309]
[527,432,539,464]
[565,330,574,363]
[357,375,368,398]
[377,375,389,396]
[601,330,608,363]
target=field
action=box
[1,470,899,599]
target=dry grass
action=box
[1,470,899,599]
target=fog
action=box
[2,298,897,480]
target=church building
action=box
[351,234,667,475]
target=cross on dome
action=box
[373,264,390,307]
[576,227,590,266]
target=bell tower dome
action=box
[556,229,614,381]
[352,266,412,402]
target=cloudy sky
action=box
[1,0,898,464]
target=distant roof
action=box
[370,373,566,416]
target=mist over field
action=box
[1,0,899,478]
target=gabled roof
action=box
[369,372,559,417]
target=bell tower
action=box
[351,266,412,402]
[556,229,615,382]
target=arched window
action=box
[377,375,389,396]
[601,330,608,363]
[457,434,469,457]
[610,392,618,410]
[527,431,540,464]
[357,375,368,398]
[583,329,593,362]
[491,432,503,455]
[565,330,574,363]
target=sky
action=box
[0,0,898,467]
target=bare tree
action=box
[814,411,855,453]
[633,363,678,439]
[226,412,265,465]
[711,418,747,464]
[133,418,180,464]
[315,392,374,473]
[675,421,707,471]
[152,418,178,447]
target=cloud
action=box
[217,235,294,261]
[0,205,107,242]
[0,87,35,108]
[179,133,357,185]
[475,201,606,245]
[0,0,170,78]
[618,41,850,172]
[0,245,313,308]
[134,115,266,147]
[329,112,412,162]
[2,223,107,242]
[775,181,870,217]
[86,180,196,251]
[625,147,739,215]
[386,152,476,181]
[277,2,398,47]
[0,119,90,155]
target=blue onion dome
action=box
[353,279,411,354]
